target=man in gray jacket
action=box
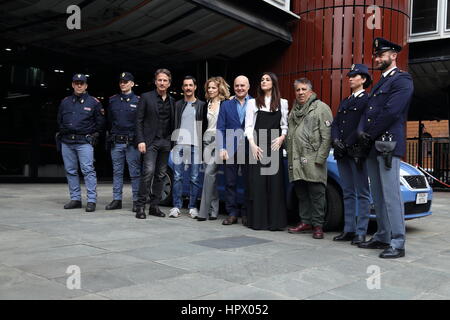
[287,78,333,239]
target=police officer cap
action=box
[72,73,87,82]
[373,37,402,54]
[347,64,371,78]
[119,72,134,82]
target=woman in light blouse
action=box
[197,77,230,221]
[244,72,288,230]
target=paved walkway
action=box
[0,184,449,300]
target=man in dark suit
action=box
[134,69,176,219]
[216,75,251,226]
[357,38,414,259]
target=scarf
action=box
[290,93,317,126]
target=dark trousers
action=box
[337,157,370,235]
[224,152,249,217]
[294,180,326,227]
[136,138,171,208]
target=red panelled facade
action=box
[272,0,410,114]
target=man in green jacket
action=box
[287,78,333,239]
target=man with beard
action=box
[135,69,176,219]
[357,38,414,259]
[170,76,207,219]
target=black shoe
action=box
[241,216,248,226]
[135,207,146,219]
[85,202,96,212]
[197,217,207,222]
[351,234,366,245]
[132,201,138,212]
[148,206,166,217]
[105,200,122,210]
[358,238,390,249]
[209,216,217,221]
[64,200,82,209]
[379,247,405,259]
[333,232,355,241]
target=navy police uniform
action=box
[106,72,141,211]
[331,64,371,242]
[57,74,105,211]
[357,38,414,257]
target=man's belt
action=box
[62,133,89,141]
[113,134,134,144]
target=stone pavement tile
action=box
[15,253,149,279]
[267,247,353,268]
[412,254,450,273]
[0,233,75,253]
[2,244,107,267]
[0,276,89,300]
[192,235,271,249]
[377,265,449,294]
[326,280,421,300]
[222,241,306,258]
[107,262,191,285]
[0,264,43,288]
[319,254,396,279]
[202,256,306,285]
[0,224,23,232]
[426,281,450,298]
[412,292,448,300]
[249,266,361,300]
[87,237,170,252]
[196,284,292,300]
[54,270,136,293]
[306,292,351,300]
[119,242,217,262]
[71,294,111,300]
[156,250,260,272]
[63,229,153,243]
[97,273,236,300]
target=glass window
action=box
[411,0,438,34]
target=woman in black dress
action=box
[244,72,288,230]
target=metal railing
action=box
[406,137,450,188]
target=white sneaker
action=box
[189,208,199,219]
[169,207,181,218]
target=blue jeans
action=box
[111,143,141,201]
[337,157,370,235]
[172,145,202,209]
[61,143,97,203]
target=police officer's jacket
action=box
[57,92,105,143]
[331,90,368,148]
[108,92,140,136]
[358,68,414,157]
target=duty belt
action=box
[114,134,134,143]
[63,133,89,141]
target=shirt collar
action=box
[120,91,134,99]
[235,95,249,106]
[353,89,365,97]
[382,66,398,78]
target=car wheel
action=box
[158,168,173,206]
[323,182,344,231]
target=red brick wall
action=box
[407,120,450,138]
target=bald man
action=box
[216,75,251,226]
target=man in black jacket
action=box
[169,76,207,219]
[134,69,176,219]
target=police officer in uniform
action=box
[357,38,414,258]
[57,74,105,212]
[331,64,372,245]
[105,72,141,212]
